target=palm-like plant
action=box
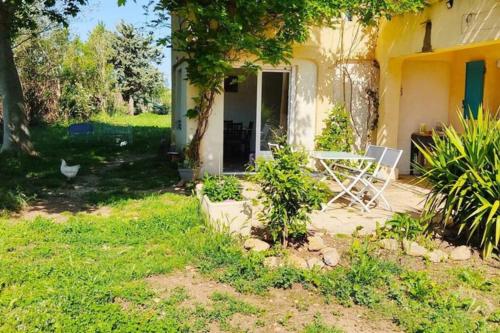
[416,107,499,257]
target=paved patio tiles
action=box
[309,176,429,236]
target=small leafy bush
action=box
[0,188,28,212]
[315,103,353,152]
[202,175,242,202]
[377,213,430,241]
[253,137,325,247]
[417,107,499,257]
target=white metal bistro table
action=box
[310,151,375,212]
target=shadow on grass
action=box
[0,116,182,213]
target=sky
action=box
[69,0,172,87]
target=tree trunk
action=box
[186,89,216,170]
[0,20,33,154]
[128,96,135,115]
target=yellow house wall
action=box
[376,0,500,149]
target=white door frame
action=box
[255,67,295,160]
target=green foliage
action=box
[14,24,117,122]
[253,137,325,246]
[377,213,430,241]
[315,104,354,152]
[12,22,169,123]
[454,268,494,292]
[416,108,500,257]
[0,0,87,37]
[111,22,164,108]
[202,175,242,202]
[0,188,28,212]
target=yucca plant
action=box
[416,107,499,257]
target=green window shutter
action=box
[463,60,485,119]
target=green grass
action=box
[0,113,174,211]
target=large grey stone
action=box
[322,248,340,267]
[427,249,448,263]
[286,254,308,269]
[244,238,270,252]
[450,246,472,261]
[306,257,325,269]
[320,247,336,255]
[307,236,326,252]
[380,238,400,251]
[403,240,428,257]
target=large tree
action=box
[121,0,425,168]
[0,0,86,154]
[110,22,163,115]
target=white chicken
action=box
[60,159,80,180]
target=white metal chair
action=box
[355,147,403,211]
[319,148,381,212]
[320,146,402,212]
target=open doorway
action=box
[223,69,257,172]
[258,71,290,155]
[223,69,291,173]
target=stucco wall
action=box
[376,0,500,151]
[397,60,451,174]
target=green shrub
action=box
[416,107,499,257]
[318,241,400,307]
[377,213,430,241]
[0,188,28,212]
[202,175,242,202]
[253,137,325,247]
[315,104,353,152]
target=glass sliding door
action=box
[256,71,290,157]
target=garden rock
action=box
[306,257,325,269]
[403,240,428,257]
[322,248,340,267]
[264,256,281,269]
[320,247,336,255]
[307,236,326,252]
[450,246,472,261]
[244,238,270,252]
[428,249,448,263]
[380,238,400,251]
[286,254,308,269]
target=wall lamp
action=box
[446,0,454,9]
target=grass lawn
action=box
[0,114,498,332]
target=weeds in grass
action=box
[302,313,344,333]
[454,268,494,291]
[317,240,400,307]
[376,212,431,242]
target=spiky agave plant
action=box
[416,107,499,257]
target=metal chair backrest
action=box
[363,145,386,175]
[365,145,386,162]
[375,147,403,179]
